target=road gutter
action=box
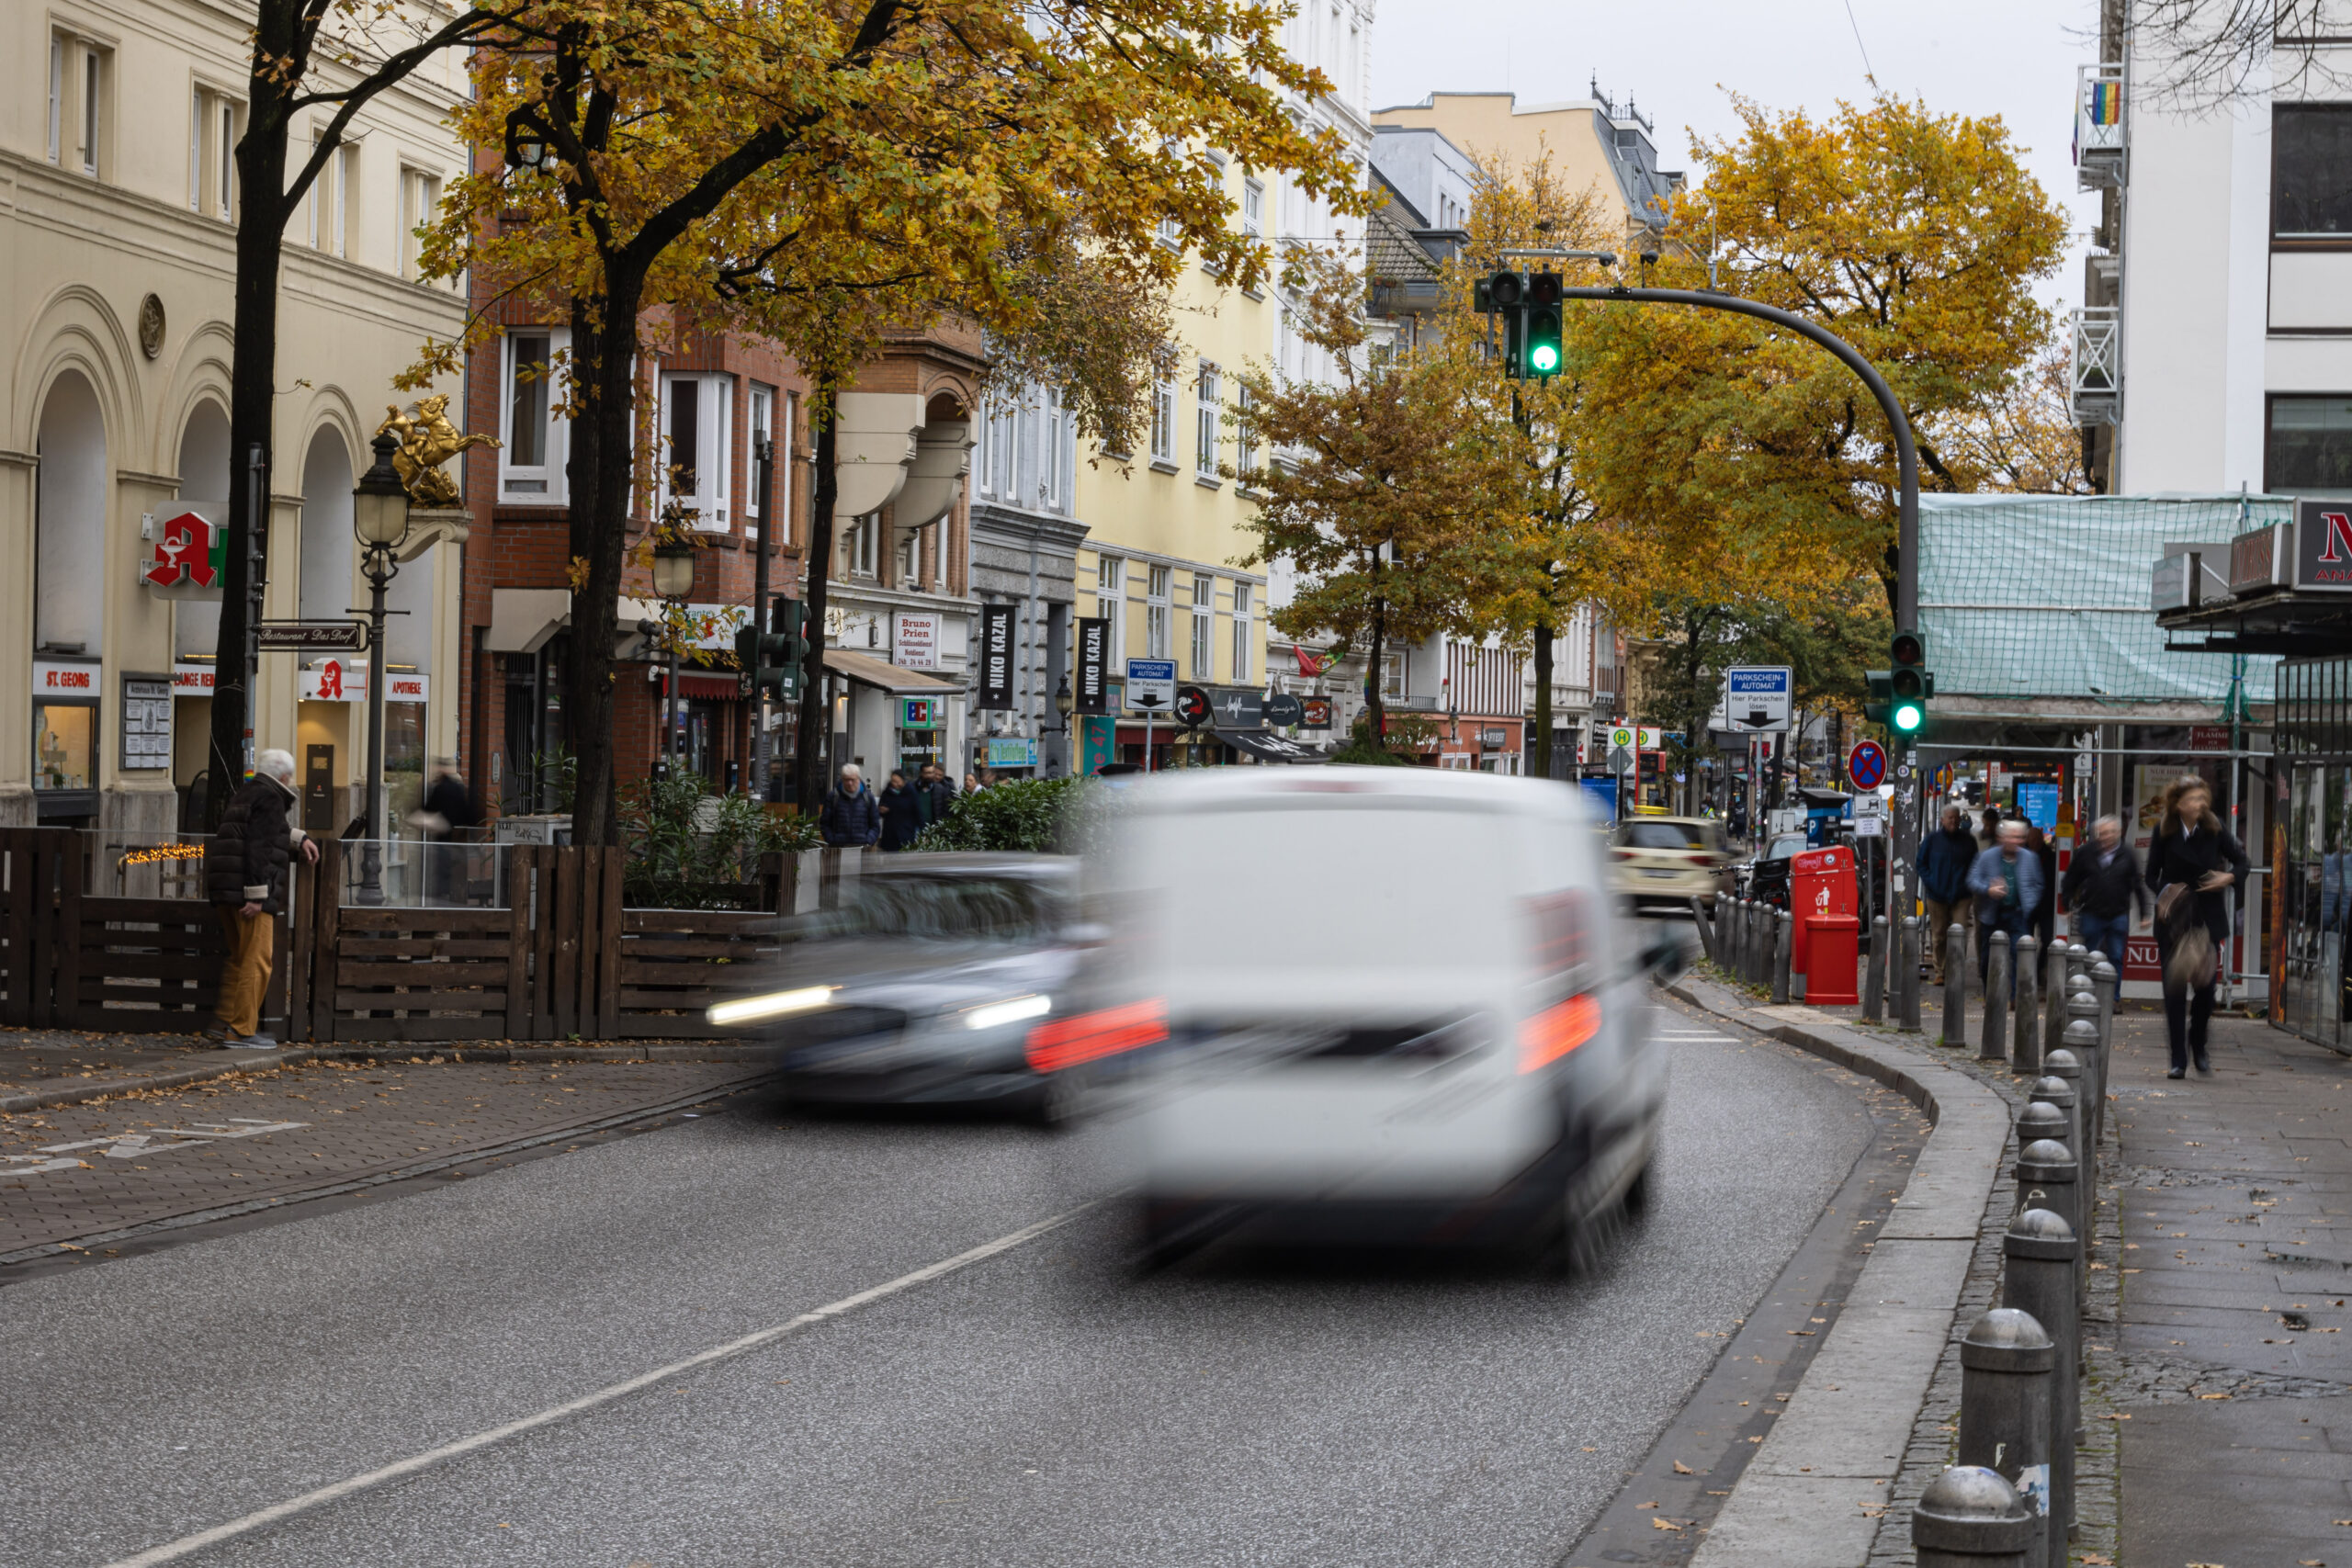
[1665,973,2012,1568]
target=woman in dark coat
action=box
[2024,822,2058,953]
[876,770,921,851]
[2144,776,2251,1077]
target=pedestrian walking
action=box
[1917,804,1979,986]
[412,757,481,904]
[819,763,882,848]
[915,763,957,830]
[877,770,922,851]
[2025,821,2059,953]
[1978,806,2003,851]
[2061,813,2145,974]
[1968,819,2042,998]
[202,750,320,1049]
[2146,777,2249,1078]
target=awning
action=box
[1218,729,1328,764]
[485,589,571,654]
[822,648,960,694]
[658,671,743,701]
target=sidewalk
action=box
[2104,1004,2352,1567]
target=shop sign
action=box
[141,505,225,596]
[894,612,939,670]
[900,696,944,728]
[1298,696,1333,730]
[2188,724,2231,751]
[256,622,367,651]
[33,660,101,699]
[121,677,172,771]
[1210,689,1260,728]
[977,605,1016,709]
[985,737,1037,768]
[386,672,429,703]
[2297,501,2352,591]
[1479,726,1507,749]
[173,662,215,694]
[1264,693,1305,727]
[299,659,365,702]
[1073,618,1109,715]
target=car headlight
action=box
[707,985,837,1026]
[964,994,1053,1031]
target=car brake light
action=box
[1520,992,1601,1072]
[1026,998,1168,1072]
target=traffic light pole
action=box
[752,432,775,802]
[1555,285,1922,930]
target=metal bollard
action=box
[1981,931,2011,1062]
[2091,956,2118,1058]
[2005,1206,2081,1550]
[2043,1048,2086,1161]
[1743,902,1761,986]
[2018,1135,2084,1319]
[2042,940,2070,1062]
[1863,914,1888,1022]
[2011,934,2041,1075]
[2064,997,2104,1155]
[1942,924,1969,1046]
[2017,1100,2070,1163]
[1912,1464,2035,1568]
[1958,1307,2058,1568]
[1771,909,1792,1004]
[2067,941,2092,992]
[1724,899,1742,977]
[1900,915,1925,1032]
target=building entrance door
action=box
[305,745,336,836]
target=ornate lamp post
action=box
[1052,676,1076,777]
[351,430,411,903]
[650,536,698,778]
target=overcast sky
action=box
[1369,0,2103,308]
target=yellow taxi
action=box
[1608,816,1735,915]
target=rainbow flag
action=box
[2087,80,2121,127]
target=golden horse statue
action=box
[377,394,500,507]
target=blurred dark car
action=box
[707,854,1087,1117]
[1742,831,1812,908]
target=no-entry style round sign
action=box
[1848,739,1888,792]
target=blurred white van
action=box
[1041,767,1674,1268]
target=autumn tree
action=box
[422,0,1361,841]
[1936,333,2096,496]
[1233,245,1525,745]
[207,0,523,823]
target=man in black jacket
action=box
[2062,813,2145,974]
[203,750,320,1048]
[818,763,881,848]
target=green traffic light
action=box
[1892,700,1926,733]
[1529,343,1560,374]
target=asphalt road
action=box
[2,988,1885,1568]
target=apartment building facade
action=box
[5,1,471,835]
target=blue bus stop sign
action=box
[1848,739,1887,792]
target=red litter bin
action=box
[1792,845,1860,1004]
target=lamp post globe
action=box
[353,430,411,550]
[651,539,697,602]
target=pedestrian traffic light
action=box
[1522,270,1564,379]
[763,600,808,700]
[1888,628,1930,745]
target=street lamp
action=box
[651,535,697,778]
[1051,675,1075,776]
[352,429,411,904]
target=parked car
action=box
[1607,817,1735,915]
[1067,767,1676,1269]
[707,854,1089,1119]
[1741,831,1814,908]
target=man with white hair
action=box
[201,750,321,1047]
[818,761,881,848]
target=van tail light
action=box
[1026,998,1168,1073]
[1519,992,1601,1073]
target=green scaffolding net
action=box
[1918,491,2285,707]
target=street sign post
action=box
[255,622,367,652]
[1127,659,1175,773]
[1724,667,1792,733]
[1848,739,1888,792]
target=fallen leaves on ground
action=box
[1650,1517,1682,1532]
[1671,1461,1695,1474]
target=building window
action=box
[1096,556,1126,665]
[1042,388,1065,510]
[1190,573,1215,680]
[398,167,441,280]
[1235,384,1259,479]
[660,373,732,528]
[500,329,567,502]
[747,385,775,519]
[1146,564,1171,659]
[307,139,355,255]
[1195,365,1221,477]
[83,46,103,175]
[1230,581,1253,682]
[847,514,879,578]
[2275,106,2352,240]
[897,528,919,588]
[1382,650,1406,700]
[2268,395,2352,491]
[1150,372,1177,466]
[55,38,110,178]
[1158,214,1182,251]
[48,38,62,164]
[1242,178,1263,237]
[218,96,237,220]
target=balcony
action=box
[2070,306,2120,426]
[2075,62,2126,191]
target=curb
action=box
[0,1042,773,1115]
[1668,972,2013,1568]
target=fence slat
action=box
[54,838,83,1030]
[507,846,536,1043]
[311,839,343,1043]
[594,847,622,1041]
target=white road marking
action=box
[6,1122,311,1181]
[96,1202,1096,1567]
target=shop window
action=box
[35,703,97,793]
[2267,395,2352,491]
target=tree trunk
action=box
[793,389,840,813]
[205,17,298,826]
[562,273,648,847]
[1532,620,1554,782]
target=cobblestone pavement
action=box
[0,1027,224,1099]
[0,1057,770,1259]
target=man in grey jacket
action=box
[1967,818,2043,996]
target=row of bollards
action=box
[1713,898,1800,1003]
[1912,972,2109,1565]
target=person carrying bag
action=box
[2144,776,2249,1078]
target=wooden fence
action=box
[0,830,786,1043]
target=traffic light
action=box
[1523,270,1564,379]
[1888,628,1930,745]
[1484,269,1528,378]
[766,600,808,700]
